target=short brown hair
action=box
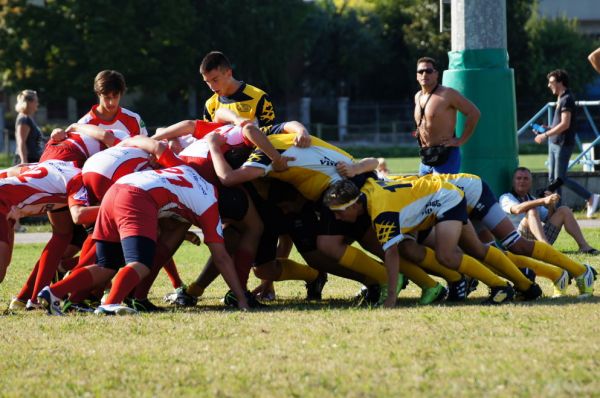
[547,69,569,87]
[417,57,437,70]
[94,70,126,96]
[199,51,232,74]
[322,180,360,208]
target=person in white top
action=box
[499,167,598,255]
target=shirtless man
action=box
[414,57,480,175]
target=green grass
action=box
[383,154,571,175]
[1,229,600,397]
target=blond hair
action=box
[15,90,37,113]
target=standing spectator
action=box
[413,57,480,175]
[14,89,44,164]
[534,69,599,218]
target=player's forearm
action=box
[207,142,235,184]
[243,125,281,162]
[355,158,378,175]
[70,205,99,225]
[214,108,243,124]
[153,120,196,141]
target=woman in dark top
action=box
[14,89,43,164]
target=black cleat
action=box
[224,290,267,309]
[484,284,515,305]
[516,283,543,301]
[306,272,328,301]
[447,276,468,301]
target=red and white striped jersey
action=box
[79,105,148,137]
[114,165,223,243]
[0,160,87,220]
[178,122,252,185]
[40,129,132,168]
[82,146,153,203]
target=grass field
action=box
[384,153,575,175]
[1,229,599,397]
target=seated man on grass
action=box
[500,167,598,255]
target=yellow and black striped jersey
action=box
[391,173,483,214]
[360,177,464,250]
[203,82,275,130]
[243,134,354,202]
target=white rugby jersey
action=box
[82,146,152,202]
[0,160,87,219]
[79,105,148,136]
[114,165,223,243]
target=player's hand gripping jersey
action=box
[0,160,87,220]
[40,129,131,168]
[360,177,464,250]
[243,133,353,202]
[79,105,148,136]
[112,165,223,243]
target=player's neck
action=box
[95,105,118,121]
[222,79,242,97]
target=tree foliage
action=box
[0,0,598,123]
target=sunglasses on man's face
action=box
[417,68,435,75]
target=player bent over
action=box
[323,178,515,308]
[38,164,249,315]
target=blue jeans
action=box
[548,142,591,201]
[419,146,461,176]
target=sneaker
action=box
[447,276,468,301]
[62,299,95,313]
[586,194,600,218]
[37,286,63,315]
[223,290,267,309]
[419,283,448,305]
[516,283,543,301]
[129,298,164,313]
[164,287,198,307]
[94,304,138,315]
[9,297,26,310]
[306,272,328,301]
[25,299,42,311]
[485,284,515,304]
[575,264,596,298]
[552,270,570,298]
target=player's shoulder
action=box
[242,83,268,98]
[120,107,143,120]
[77,111,94,124]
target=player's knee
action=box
[253,262,278,280]
[316,236,345,260]
[436,250,460,269]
